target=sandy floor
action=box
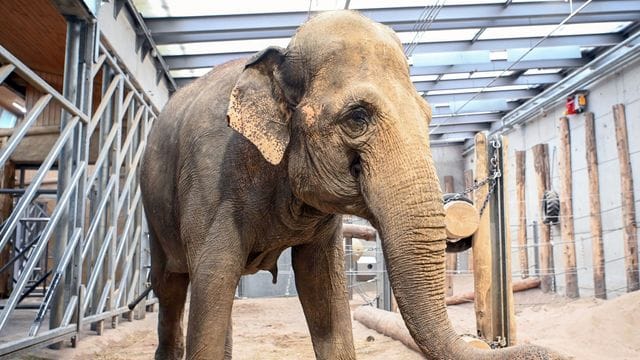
[27,287,640,360]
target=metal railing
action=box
[0,19,157,358]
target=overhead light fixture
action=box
[11,101,26,114]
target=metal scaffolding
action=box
[0,15,157,357]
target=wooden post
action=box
[532,143,554,293]
[584,113,606,299]
[444,175,456,297]
[558,117,580,298]
[464,169,474,272]
[472,133,492,338]
[0,141,15,298]
[500,137,517,344]
[613,104,639,292]
[515,151,529,278]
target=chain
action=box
[449,138,502,217]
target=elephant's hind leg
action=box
[151,235,189,360]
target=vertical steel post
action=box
[50,19,82,344]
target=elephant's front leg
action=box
[292,234,356,360]
[186,242,243,360]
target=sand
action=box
[27,288,640,359]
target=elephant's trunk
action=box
[361,129,563,360]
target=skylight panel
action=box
[469,70,514,78]
[440,73,470,80]
[427,84,535,96]
[523,68,562,75]
[170,68,211,78]
[133,0,346,18]
[349,0,503,8]
[410,75,439,82]
[158,38,291,56]
[397,29,480,44]
[490,51,508,61]
[479,22,632,40]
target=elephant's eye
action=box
[345,107,369,136]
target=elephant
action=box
[140,10,564,360]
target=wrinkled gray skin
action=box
[140,11,565,360]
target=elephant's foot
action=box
[154,342,185,360]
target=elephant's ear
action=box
[227,47,290,165]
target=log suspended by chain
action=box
[353,306,490,353]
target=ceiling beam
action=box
[164,34,620,69]
[145,1,640,44]
[425,89,539,104]
[429,122,490,135]
[415,74,561,92]
[410,58,586,76]
[430,113,501,125]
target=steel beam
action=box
[415,74,560,92]
[429,122,490,135]
[164,34,620,69]
[145,1,640,44]
[410,58,586,76]
[425,89,539,104]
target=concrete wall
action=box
[97,1,171,110]
[464,57,640,298]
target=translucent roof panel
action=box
[440,73,471,80]
[397,29,480,44]
[524,68,562,75]
[480,22,632,40]
[470,70,514,78]
[410,75,439,82]
[170,68,212,78]
[158,38,290,56]
[427,84,536,96]
[133,0,508,18]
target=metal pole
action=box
[50,19,82,345]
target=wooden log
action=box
[353,306,490,354]
[515,151,529,278]
[558,117,579,298]
[0,147,15,298]
[342,223,376,241]
[532,143,554,293]
[445,201,480,239]
[446,277,542,305]
[612,104,639,292]
[584,112,606,299]
[472,133,492,338]
[500,137,517,344]
[464,169,474,272]
[444,175,456,297]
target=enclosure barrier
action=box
[0,19,157,358]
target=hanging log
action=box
[446,277,542,305]
[353,306,490,354]
[472,133,492,338]
[515,151,529,278]
[500,137,517,344]
[464,169,475,271]
[584,112,606,299]
[444,175,456,297]
[558,117,579,298]
[613,104,639,292]
[532,143,554,293]
[444,201,480,239]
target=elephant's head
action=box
[227,11,562,360]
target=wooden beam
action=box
[464,169,474,272]
[515,151,529,278]
[558,117,579,298]
[446,277,541,305]
[532,143,554,293]
[0,140,15,298]
[472,133,492,338]
[612,104,639,292]
[444,175,456,297]
[584,112,606,299]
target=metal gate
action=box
[0,18,157,357]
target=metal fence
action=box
[0,19,156,358]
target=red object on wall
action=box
[565,92,587,115]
